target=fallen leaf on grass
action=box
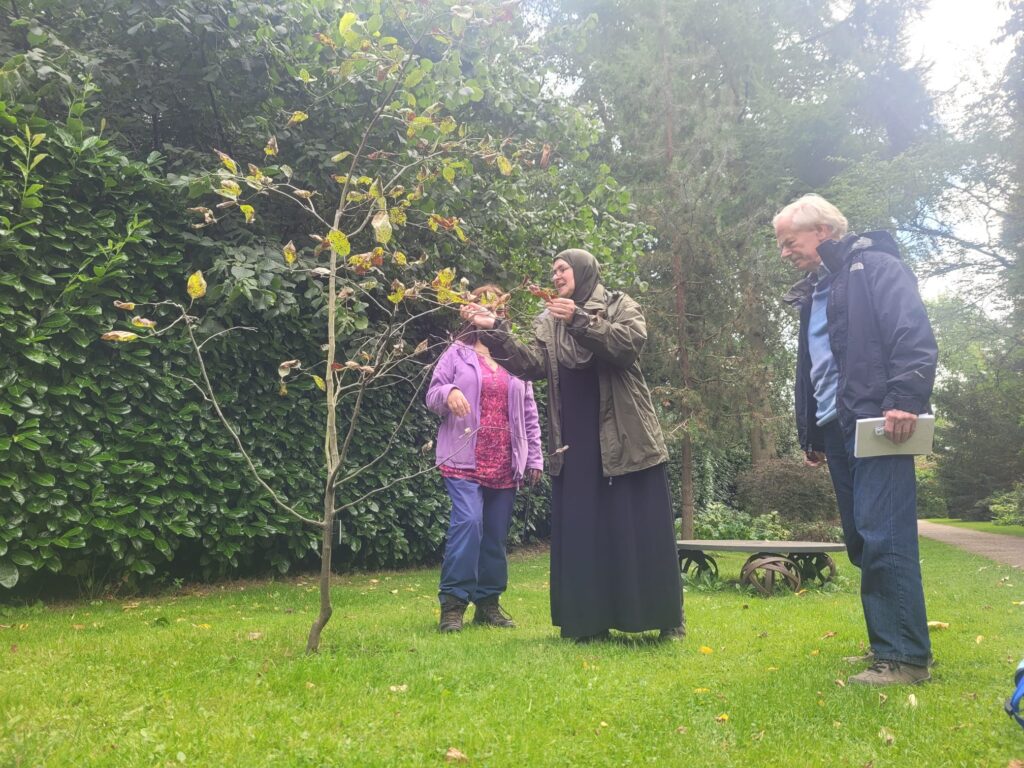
[693,688,710,694]
[675,725,687,734]
[926,621,949,629]
[766,666,778,672]
[1012,601,1023,606]
[305,682,316,689]
[907,693,918,708]
[715,713,729,723]
[389,684,408,693]
[878,693,888,705]
[964,692,978,701]
[878,726,895,746]
[975,635,984,644]
[834,679,846,688]
[247,632,263,641]
[445,747,468,762]
[699,646,714,655]
[9,644,16,654]
[599,721,608,728]
[810,649,820,656]
[73,624,85,631]
[821,631,837,639]
[752,730,765,741]
[1007,760,1023,768]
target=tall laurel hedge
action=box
[0,97,457,593]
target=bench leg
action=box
[678,549,718,579]
[740,554,801,596]
[788,552,837,585]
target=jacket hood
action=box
[783,230,902,306]
[818,231,901,272]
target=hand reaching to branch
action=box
[459,302,497,329]
[545,297,577,323]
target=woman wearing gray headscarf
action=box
[459,249,684,642]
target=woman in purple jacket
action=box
[426,284,544,633]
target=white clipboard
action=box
[853,414,935,458]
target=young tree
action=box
[100,1,551,652]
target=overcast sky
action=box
[909,0,1013,97]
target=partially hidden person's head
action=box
[772,194,849,273]
[551,249,599,304]
[456,283,506,342]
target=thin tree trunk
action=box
[673,249,695,539]
[659,0,693,538]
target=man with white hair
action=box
[775,193,938,686]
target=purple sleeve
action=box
[524,381,543,470]
[426,346,458,415]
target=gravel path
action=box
[918,520,1024,569]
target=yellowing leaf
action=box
[327,229,351,257]
[131,316,157,329]
[907,693,918,708]
[312,375,326,391]
[283,240,297,265]
[339,12,358,35]
[414,339,429,356]
[393,250,407,266]
[693,687,710,694]
[496,155,513,176]
[927,621,949,630]
[113,300,136,311]
[331,151,352,163]
[445,747,468,763]
[214,149,237,173]
[715,713,729,723]
[218,179,241,199]
[878,726,895,746]
[372,210,393,244]
[187,271,207,300]
[699,646,713,655]
[240,204,255,224]
[101,331,140,342]
[387,280,406,305]
[442,165,456,185]
[975,635,984,644]
[287,111,309,126]
[297,68,317,83]
[264,136,278,157]
[389,207,407,227]
[439,116,457,135]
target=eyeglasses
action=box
[550,265,572,281]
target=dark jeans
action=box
[821,420,931,666]
[439,478,516,604]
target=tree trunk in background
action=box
[673,249,695,539]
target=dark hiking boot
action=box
[848,660,930,686]
[438,595,468,633]
[472,597,516,628]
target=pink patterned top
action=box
[440,352,515,489]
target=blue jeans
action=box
[821,420,931,666]
[439,478,516,604]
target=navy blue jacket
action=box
[784,231,938,453]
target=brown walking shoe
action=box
[844,651,936,667]
[438,595,468,633]
[472,597,516,628]
[848,660,930,686]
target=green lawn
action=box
[2,540,1023,767]
[926,517,1024,538]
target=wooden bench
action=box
[676,539,847,595]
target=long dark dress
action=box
[550,363,684,638]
